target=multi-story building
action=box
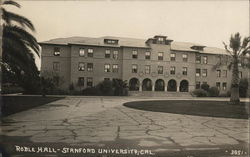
[39,35,248,95]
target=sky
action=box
[6,0,249,69]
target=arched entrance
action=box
[155,79,165,91]
[142,78,152,91]
[167,79,177,92]
[179,80,189,92]
[129,78,140,91]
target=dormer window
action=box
[191,46,206,51]
[158,37,164,41]
[104,39,119,45]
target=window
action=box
[87,49,93,57]
[216,70,221,77]
[132,50,138,59]
[239,71,242,78]
[54,47,60,56]
[216,82,221,90]
[132,64,138,73]
[196,55,201,63]
[104,64,111,72]
[158,37,164,41]
[112,64,118,73]
[202,69,207,77]
[170,66,175,75]
[87,63,93,72]
[79,48,85,57]
[158,52,163,60]
[113,51,118,59]
[158,66,163,74]
[196,69,201,77]
[104,78,110,81]
[170,53,176,61]
[182,67,187,75]
[145,65,151,74]
[182,54,188,62]
[105,50,111,58]
[53,62,59,71]
[203,56,208,64]
[78,77,84,86]
[87,77,93,87]
[145,51,151,60]
[223,70,227,77]
[222,82,227,90]
[78,62,85,71]
[196,82,201,89]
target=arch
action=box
[142,78,152,91]
[167,79,177,92]
[129,78,140,91]
[179,80,189,92]
[155,79,165,91]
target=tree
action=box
[1,0,40,93]
[216,33,250,104]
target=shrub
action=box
[82,87,101,96]
[99,80,114,96]
[192,89,208,97]
[239,78,248,97]
[201,83,210,91]
[208,87,220,97]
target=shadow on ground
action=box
[123,100,249,119]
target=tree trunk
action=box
[230,55,240,104]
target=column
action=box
[177,86,179,92]
[164,86,167,92]
[152,85,155,91]
[139,85,142,92]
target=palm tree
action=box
[218,33,250,104]
[1,0,40,93]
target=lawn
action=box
[1,96,64,117]
[123,100,249,119]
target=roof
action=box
[40,36,228,55]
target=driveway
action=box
[1,96,249,156]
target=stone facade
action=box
[40,35,248,94]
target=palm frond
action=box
[2,0,21,8]
[230,33,241,53]
[2,8,35,31]
[3,25,40,56]
[222,42,233,56]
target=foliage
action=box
[40,71,65,96]
[216,33,250,104]
[191,89,208,97]
[1,0,40,94]
[239,78,248,97]
[208,87,220,97]
[82,87,101,96]
[201,83,210,91]
[1,85,24,94]
[112,79,128,96]
[81,79,128,96]
[99,80,114,96]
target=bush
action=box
[208,87,220,97]
[201,83,210,91]
[239,78,248,97]
[1,85,24,94]
[99,80,114,96]
[82,87,101,96]
[192,89,208,97]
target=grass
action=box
[123,100,249,119]
[1,96,64,117]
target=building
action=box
[39,35,248,95]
